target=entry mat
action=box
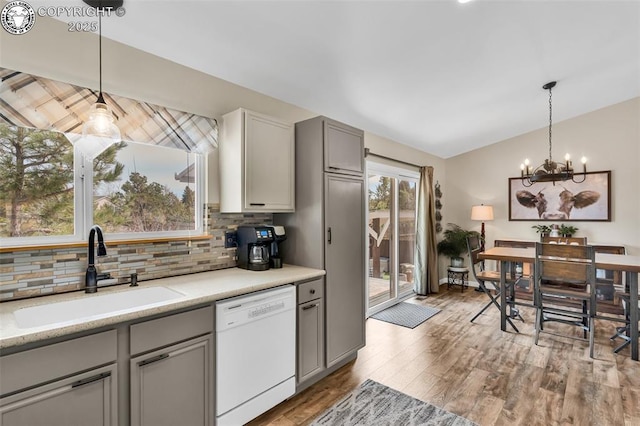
[370,302,440,329]
[310,379,477,426]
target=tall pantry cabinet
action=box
[275,116,366,376]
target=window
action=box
[91,141,203,238]
[0,124,204,246]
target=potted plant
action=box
[532,224,551,241]
[436,224,479,267]
[558,224,578,237]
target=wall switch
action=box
[224,231,238,248]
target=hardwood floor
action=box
[249,287,640,426]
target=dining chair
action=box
[541,236,588,245]
[467,236,522,332]
[534,242,597,357]
[586,245,632,353]
[609,295,640,353]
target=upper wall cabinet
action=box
[323,119,364,176]
[220,108,295,213]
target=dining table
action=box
[479,246,640,361]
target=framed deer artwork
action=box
[508,171,611,221]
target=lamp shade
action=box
[79,100,121,159]
[471,204,494,221]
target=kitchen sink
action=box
[14,286,185,329]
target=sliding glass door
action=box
[367,162,418,315]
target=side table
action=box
[447,267,469,292]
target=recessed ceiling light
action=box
[458,0,475,4]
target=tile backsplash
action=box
[0,204,272,301]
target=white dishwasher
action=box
[215,285,296,426]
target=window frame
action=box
[0,132,207,248]
[366,160,419,316]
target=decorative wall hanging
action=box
[434,181,443,233]
[509,171,611,221]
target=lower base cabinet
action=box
[0,364,117,426]
[297,278,325,387]
[130,334,213,426]
[0,330,118,426]
[129,306,214,426]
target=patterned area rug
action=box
[310,379,477,426]
[370,302,440,329]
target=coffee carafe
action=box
[237,226,274,271]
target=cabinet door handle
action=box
[249,203,266,206]
[71,372,111,388]
[327,227,332,244]
[302,303,318,311]
[138,353,169,367]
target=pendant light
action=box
[520,81,587,187]
[78,1,121,159]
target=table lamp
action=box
[471,204,494,253]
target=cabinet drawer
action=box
[130,306,213,355]
[297,278,324,304]
[0,330,117,396]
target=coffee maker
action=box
[266,225,286,269]
[237,225,274,271]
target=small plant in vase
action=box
[436,224,479,267]
[532,224,551,241]
[559,224,578,237]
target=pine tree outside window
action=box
[0,124,205,246]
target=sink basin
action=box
[14,286,185,329]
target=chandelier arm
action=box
[572,174,587,184]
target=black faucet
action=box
[85,225,110,293]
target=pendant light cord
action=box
[98,7,102,95]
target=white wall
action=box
[444,97,640,257]
[365,132,446,180]
[1,17,446,205]
[0,17,316,123]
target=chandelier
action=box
[520,81,586,187]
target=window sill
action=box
[0,235,212,253]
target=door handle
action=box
[302,303,319,311]
[138,353,169,367]
[71,372,111,388]
[327,227,332,244]
[249,203,266,206]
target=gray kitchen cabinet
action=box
[324,175,365,366]
[275,116,365,379]
[297,278,324,385]
[0,365,117,426]
[323,119,365,176]
[0,330,118,426]
[129,306,214,426]
[130,335,213,426]
[219,108,295,213]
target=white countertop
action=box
[0,265,325,350]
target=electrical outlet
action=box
[224,231,238,248]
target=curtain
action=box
[0,67,218,154]
[414,166,439,295]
